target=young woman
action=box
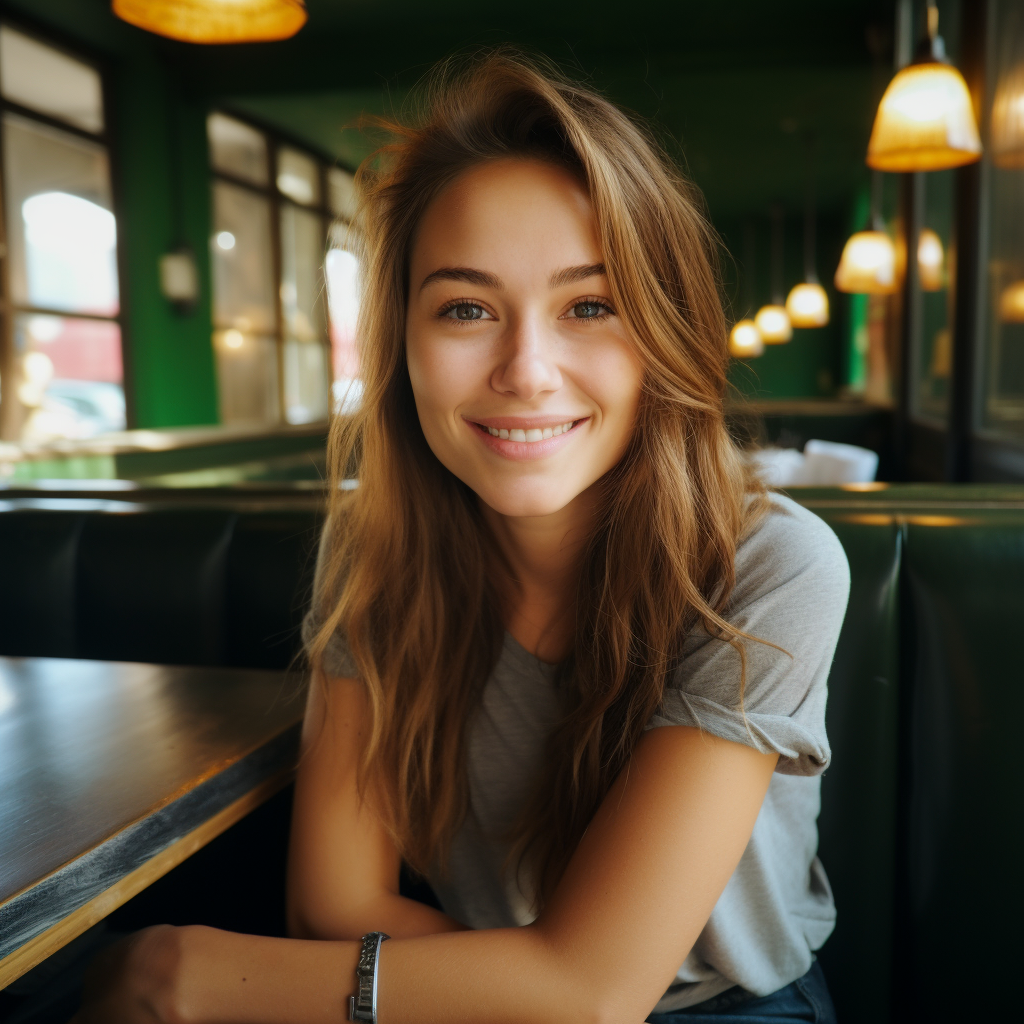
[74,54,849,1024]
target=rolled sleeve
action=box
[645,495,850,776]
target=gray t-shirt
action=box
[305,492,850,1013]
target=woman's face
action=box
[405,158,642,519]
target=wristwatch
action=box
[348,931,390,1022]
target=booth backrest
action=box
[1,484,1021,1024]
[792,487,1024,1024]
[0,499,321,669]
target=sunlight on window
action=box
[22,191,118,315]
[326,246,361,413]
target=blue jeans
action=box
[647,960,837,1024]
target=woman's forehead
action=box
[410,158,603,288]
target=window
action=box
[0,25,125,442]
[207,113,359,426]
[982,0,1024,443]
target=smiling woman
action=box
[73,52,849,1024]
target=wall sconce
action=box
[999,281,1024,323]
[159,249,199,312]
[112,0,306,44]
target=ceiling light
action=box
[835,231,898,294]
[786,282,830,327]
[728,319,764,358]
[917,228,945,291]
[754,305,792,344]
[112,0,307,44]
[866,2,981,172]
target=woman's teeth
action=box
[484,420,577,442]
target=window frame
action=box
[0,17,126,440]
[208,108,350,425]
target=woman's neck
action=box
[481,489,600,664]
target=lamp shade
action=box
[754,305,792,344]
[728,319,764,358]
[834,231,898,294]
[917,228,945,291]
[785,282,830,328]
[999,281,1024,323]
[867,61,981,172]
[112,0,307,44]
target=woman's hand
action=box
[71,924,201,1024]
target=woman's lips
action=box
[466,416,588,460]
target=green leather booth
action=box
[0,482,1021,1024]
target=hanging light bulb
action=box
[754,305,793,343]
[866,1,981,172]
[785,133,830,328]
[835,231,898,294]
[756,204,792,343]
[917,228,945,291]
[786,282,830,327]
[112,0,307,44]
[729,319,765,358]
[999,281,1024,323]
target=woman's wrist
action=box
[175,925,361,1024]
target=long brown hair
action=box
[309,51,766,905]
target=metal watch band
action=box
[348,931,390,1023]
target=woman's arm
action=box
[76,723,776,1024]
[286,671,467,940]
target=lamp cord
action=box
[803,132,818,284]
[770,204,785,306]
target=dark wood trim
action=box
[895,172,924,480]
[947,0,989,481]
[0,98,107,145]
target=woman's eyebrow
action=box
[419,266,503,291]
[549,262,606,288]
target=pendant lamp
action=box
[835,171,899,294]
[756,206,792,344]
[917,228,945,291]
[786,134,830,328]
[866,1,981,172]
[729,319,765,358]
[112,0,307,44]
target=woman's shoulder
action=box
[731,491,850,613]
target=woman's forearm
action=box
[288,891,468,941]
[175,923,615,1024]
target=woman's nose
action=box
[490,315,563,399]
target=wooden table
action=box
[0,657,306,988]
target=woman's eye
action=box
[564,300,612,320]
[443,303,488,321]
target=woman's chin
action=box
[475,480,583,521]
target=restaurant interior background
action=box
[3,7,1024,1024]
[0,0,1020,485]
